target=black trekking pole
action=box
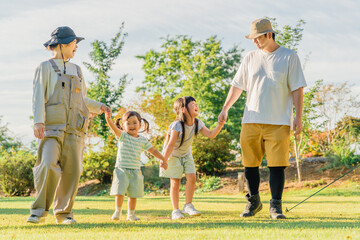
[285,163,360,213]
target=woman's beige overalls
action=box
[30,59,90,223]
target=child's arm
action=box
[105,112,121,138]
[163,129,179,161]
[199,121,225,139]
[147,147,168,170]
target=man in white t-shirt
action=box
[218,18,306,219]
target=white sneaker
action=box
[62,217,77,224]
[126,214,140,221]
[112,210,121,220]
[172,209,185,220]
[181,203,201,216]
[27,215,44,224]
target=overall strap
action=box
[75,64,83,82]
[49,59,62,76]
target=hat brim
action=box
[44,36,84,47]
[245,30,277,39]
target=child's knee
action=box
[170,178,181,187]
[186,173,196,182]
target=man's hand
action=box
[293,117,302,135]
[34,123,44,139]
[218,109,228,123]
[100,105,112,116]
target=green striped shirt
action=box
[116,131,153,169]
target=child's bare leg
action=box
[185,173,196,204]
[128,197,137,210]
[127,197,140,221]
[112,195,124,220]
[170,178,181,210]
[115,195,125,209]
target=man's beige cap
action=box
[246,18,277,39]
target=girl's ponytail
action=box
[115,118,123,130]
[195,118,199,136]
[141,118,150,133]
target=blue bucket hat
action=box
[43,26,84,47]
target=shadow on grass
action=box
[1,218,358,231]
[0,208,239,216]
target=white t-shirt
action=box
[32,59,103,124]
[231,46,307,126]
[167,119,205,157]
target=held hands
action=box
[101,105,112,119]
[218,119,226,126]
[160,160,168,170]
[34,123,44,139]
[218,109,228,123]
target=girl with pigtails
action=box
[160,96,225,220]
[105,110,167,221]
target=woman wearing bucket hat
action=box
[27,26,111,224]
[219,18,307,219]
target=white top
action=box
[168,119,205,157]
[32,59,103,124]
[116,131,153,169]
[231,46,307,126]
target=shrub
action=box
[192,131,235,175]
[196,175,223,193]
[0,150,36,196]
[141,164,169,194]
[81,145,117,183]
[326,140,360,168]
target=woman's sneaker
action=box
[126,214,140,221]
[26,215,44,224]
[181,203,201,216]
[62,217,77,224]
[172,209,185,219]
[112,210,121,220]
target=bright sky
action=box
[1,0,359,145]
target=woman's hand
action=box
[34,123,45,139]
[100,104,112,117]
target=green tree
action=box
[83,23,129,143]
[137,35,245,140]
[267,17,306,52]
[292,80,323,182]
[0,116,21,151]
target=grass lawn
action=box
[1,184,359,240]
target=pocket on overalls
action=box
[45,104,66,125]
[76,113,89,132]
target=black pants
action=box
[244,166,285,200]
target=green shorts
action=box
[110,167,144,198]
[159,154,196,179]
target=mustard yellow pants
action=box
[240,124,290,167]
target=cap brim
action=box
[76,37,84,43]
[43,36,84,47]
[245,30,278,39]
